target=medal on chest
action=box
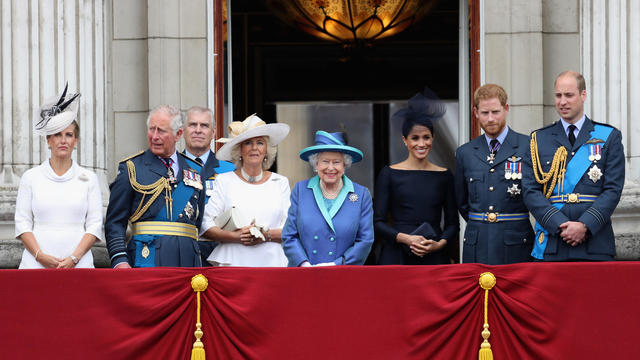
[183,169,203,190]
[587,164,603,183]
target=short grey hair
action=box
[185,106,214,127]
[307,152,353,171]
[147,105,183,135]
[230,136,278,171]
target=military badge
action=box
[587,165,603,183]
[183,169,203,190]
[205,179,215,197]
[142,244,150,259]
[349,193,359,202]
[586,138,605,144]
[507,183,521,197]
[588,144,602,162]
[184,202,195,219]
[487,153,495,163]
[505,158,522,180]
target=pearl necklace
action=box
[241,167,263,183]
[320,178,342,199]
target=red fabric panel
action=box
[2,263,640,359]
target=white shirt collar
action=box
[185,149,210,164]
[560,115,586,136]
[484,126,509,148]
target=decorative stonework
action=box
[0,0,109,268]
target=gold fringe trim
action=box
[191,274,209,360]
[478,272,497,360]
[530,132,568,198]
[126,160,173,222]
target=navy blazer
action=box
[455,127,534,264]
[105,149,206,267]
[282,176,374,266]
[522,117,625,261]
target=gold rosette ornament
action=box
[191,274,209,360]
[478,272,497,360]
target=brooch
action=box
[587,165,603,183]
[349,193,359,202]
[78,173,89,181]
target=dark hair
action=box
[394,90,445,138]
[401,113,434,137]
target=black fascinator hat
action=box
[392,87,446,137]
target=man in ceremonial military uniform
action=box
[455,84,534,264]
[182,106,234,266]
[105,105,206,268]
[522,71,624,261]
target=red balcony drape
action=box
[2,263,639,359]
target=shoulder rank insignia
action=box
[586,138,605,144]
[119,150,144,163]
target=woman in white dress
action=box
[200,114,290,266]
[15,84,103,269]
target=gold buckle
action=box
[486,212,498,223]
[567,193,579,203]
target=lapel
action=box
[308,176,335,232]
[328,176,354,219]
[547,121,572,151]
[204,150,220,178]
[574,117,594,149]
[176,153,187,182]
[492,128,518,165]
[144,150,169,178]
[471,135,491,164]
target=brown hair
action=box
[555,70,586,92]
[473,84,508,107]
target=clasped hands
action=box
[403,235,445,257]
[237,220,269,246]
[559,221,588,246]
[37,253,77,269]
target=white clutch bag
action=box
[214,206,251,231]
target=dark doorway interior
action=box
[228,1,459,119]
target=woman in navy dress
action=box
[374,94,459,265]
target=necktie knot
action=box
[568,125,577,146]
[195,157,202,165]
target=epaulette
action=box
[591,120,617,129]
[530,121,558,135]
[119,150,144,163]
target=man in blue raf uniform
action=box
[182,106,234,266]
[522,71,624,261]
[455,84,534,264]
[105,105,206,268]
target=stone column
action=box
[581,0,640,259]
[483,0,544,135]
[0,0,108,267]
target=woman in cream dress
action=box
[200,114,290,267]
[15,84,102,269]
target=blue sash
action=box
[531,124,613,259]
[134,158,202,267]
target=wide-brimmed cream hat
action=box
[34,83,81,136]
[215,114,289,161]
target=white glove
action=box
[300,261,312,267]
[314,262,336,267]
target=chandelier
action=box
[267,0,439,44]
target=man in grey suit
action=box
[455,84,534,264]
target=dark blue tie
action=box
[568,125,577,146]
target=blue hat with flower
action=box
[299,131,363,163]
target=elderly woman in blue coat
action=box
[282,131,374,266]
